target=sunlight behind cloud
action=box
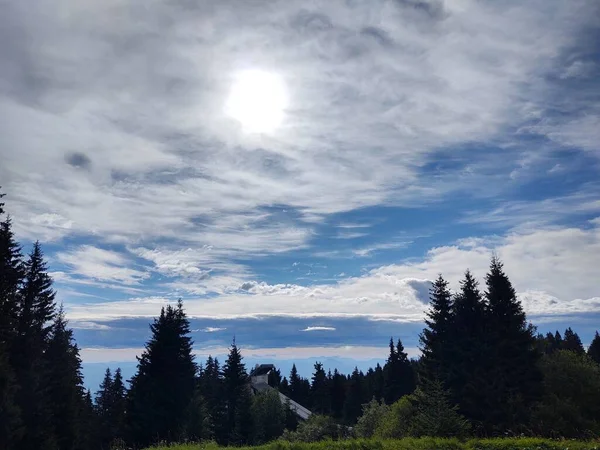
[225,69,287,134]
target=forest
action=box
[1,189,600,450]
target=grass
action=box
[147,437,600,450]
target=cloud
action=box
[79,345,407,364]
[2,0,597,260]
[301,326,336,332]
[198,327,227,333]
[70,321,111,331]
[353,241,411,257]
[66,221,600,322]
[56,245,149,286]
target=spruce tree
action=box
[484,257,542,432]
[329,368,346,419]
[14,242,57,450]
[127,300,196,447]
[420,275,453,385]
[45,306,85,450]
[562,327,585,355]
[95,368,113,447]
[200,356,227,443]
[0,211,24,351]
[446,270,489,429]
[109,368,127,445]
[588,331,600,364]
[310,362,330,414]
[343,367,365,424]
[384,338,415,403]
[222,339,252,445]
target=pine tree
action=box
[0,210,24,351]
[420,275,453,385]
[343,367,365,424]
[127,300,196,447]
[329,368,346,419]
[310,362,330,414]
[95,368,113,447]
[484,257,542,432]
[109,368,127,445]
[446,270,489,429]
[288,364,301,403]
[45,306,85,450]
[13,243,58,450]
[200,356,227,443]
[588,331,600,364]
[384,338,415,404]
[78,390,100,450]
[222,339,252,445]
[562,327,585,355]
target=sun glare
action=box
[226,69,287,134]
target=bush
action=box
[282,415,350,443]
[374,397,415,439]
[355,399,390,438]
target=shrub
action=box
[354,398,390,438]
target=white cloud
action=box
[56,246,149,286]
[198,327,227,333]
[1,0,596,260]
[66,222,600,321]
[70,321,112,331]
[79,344,409,364]
[301,326,336,332]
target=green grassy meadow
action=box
[147,437,600,450]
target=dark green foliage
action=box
[329,369,347,419]
[483,257,542,432]
[12,242,57,450]
[588,331,600,364]
[532,350,600,437]
[0,214,24,350]
[251,389,286,444]
[200,356,227,443]
[445,270,489,429]
[127,300,196,447]
[185,386,211,442]
[408,381,470,438]
[419,275,453,386]
[282,414,349,443]
[344,368,366,424]
[383,338,415,404]
[45,306,85,450]
[562,327,585,355]
[354,398,389,438]
[96,367,127,448]
[222,339,253,445]
[311,362,330,414]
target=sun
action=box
[226,69,287,134]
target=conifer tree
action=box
[127,300,196,446]
[95,368,113,447]
[562,327,585,355]
[310,362,330,414]
[329,368,346,419]
[0,206,24,351]
[384,338,415,403]
[45,306,85,450]
[588,331,600,364]
[200,356,227,443]
[446,270,489,428]
[222,339,252,445]
[344,367,365,424]
[484,257,542,432]
[109,368,127,444]
[13,242,57,450]
[420,275,453,385]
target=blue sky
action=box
[1,0,599,390]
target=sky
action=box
[1,0,599,391]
